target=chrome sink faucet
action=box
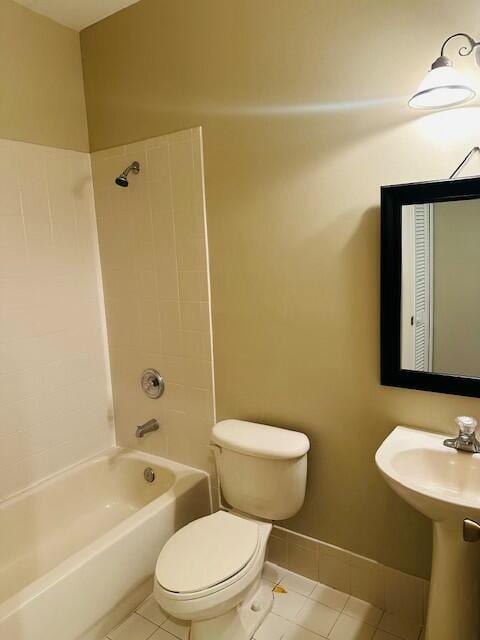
[444,416,480,453]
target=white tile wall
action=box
[92,128,215,473]
[0,138,114,500]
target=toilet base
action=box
[189,579,273,640]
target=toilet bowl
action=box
[155,511,272,639]
[154,419,310,640]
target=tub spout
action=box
[136,419,159,438]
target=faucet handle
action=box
[455,416,478,436]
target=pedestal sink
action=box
[376,426,480,640]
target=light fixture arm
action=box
[409,32,478,109]
[440,33,480,59]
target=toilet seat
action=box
[156,511,260,598]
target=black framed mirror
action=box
[381,176,480,398]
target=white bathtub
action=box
[0,448,211,640]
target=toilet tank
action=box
[211,420,310,521]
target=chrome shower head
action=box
[115,161,140,187]
[115,175,129,187]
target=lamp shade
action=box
[409,62,475,109]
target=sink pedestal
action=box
[426,521,480,640]
[376,427,480,640]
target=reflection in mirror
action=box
[401,199,480,377]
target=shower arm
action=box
[123,161,140,176]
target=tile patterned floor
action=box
[104,563,424,640]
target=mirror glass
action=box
[401,198,480,377]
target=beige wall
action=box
[0,0,89,151]
[91,128,215,473]
[0,138,114,499]
[433,200,480,377]
[81,0,480,578]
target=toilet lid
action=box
[156,511,259,594]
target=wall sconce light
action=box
[409,32,479,109]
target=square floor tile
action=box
[294,599,340,636]
[329,613,376,640]
[254,612,289,640]
[263,561,287,585]
[310,583,349,611]
[108,613,158,640]
[343,596,383,626]
[279,571,317,596]
[272,588,308,620]
[283,622,325,640]
[378,612,421,640]
[136,596,168,626]
[160,616,189,640]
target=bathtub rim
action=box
[0,445,189,508]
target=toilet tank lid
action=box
[211,419,310,460]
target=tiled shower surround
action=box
[0,126,214,503]
[0,138,113,500]
[92,128,215,473]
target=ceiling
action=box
[15,0,142,31]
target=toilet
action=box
[154,419,310,640]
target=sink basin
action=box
[376,426,480,640]
[376,426,480,521]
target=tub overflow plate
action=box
[144,467,155,483]
[141,369,165,399]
